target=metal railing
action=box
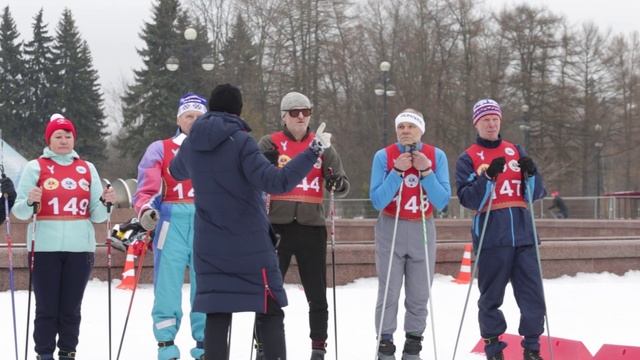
[102,179,637,220]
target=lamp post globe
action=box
[184,27,197,41]
[202,56,215,71]
[165,56,180,72]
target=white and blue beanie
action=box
[177,93,207,117]
[394,111,425,134]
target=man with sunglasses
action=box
[258,91,349,360]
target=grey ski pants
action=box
[374,213,437,337]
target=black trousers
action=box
[205,297,286,360]
[31,252,94,355]
[274,221,328,341]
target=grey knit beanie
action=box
[280,92,312,118]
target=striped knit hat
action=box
[472,99,502,125]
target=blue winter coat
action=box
[455,137,546,251]
[170,111,320,314]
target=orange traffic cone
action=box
[117,246,137,290]
[453,243,473,284]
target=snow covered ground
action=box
[1,271,638,359]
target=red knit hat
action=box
[45,114,77,144]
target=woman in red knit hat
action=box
[12,113,115,360]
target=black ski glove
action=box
[325,174,345,192]
[0,175,16,207]
[518,156,537,177]
[262,141,280,166]
[263,148,280,166]
[485,157,506,179]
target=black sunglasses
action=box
[287,109,312,117]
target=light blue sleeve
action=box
[420,147,451,211]
[369,148,403,211]
[11,160,40,220]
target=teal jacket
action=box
[12,148,108,252]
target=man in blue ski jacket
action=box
[455,99,547,360]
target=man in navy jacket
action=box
[170,84,331,360]
[455,99,547,360]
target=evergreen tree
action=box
[219,14,265,134]
[22,8,56,158]
[51,8,107,163]
[118,0,212,158]
[0,6,27,154]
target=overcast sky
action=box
[5,0,640,93]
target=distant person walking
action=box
[548,191,568,219]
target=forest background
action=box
[2,0,640,198]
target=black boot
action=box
[401,333,423,360]
[255,341,265,360]
[378,339,396,360]
[58,350,76,360]
[484,336,506,360]
[524,349,544,360]
[310,349,326,360]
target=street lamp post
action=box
[520,104,531,151]
[374,61,396,146]
[594,123,603,196]
[594,123,603,218]
[165,27,214,78]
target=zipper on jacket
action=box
[261,267,275,313]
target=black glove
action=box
[518,156,537,177]
[1,175,16,206]
[325,174,345,192]
[485,157,506,179]
[263,148,280,166]
[262,140,280,166]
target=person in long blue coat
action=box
[170,84,332,360]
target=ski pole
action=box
[451,181,496,360]
[419,185,438,360]
[116,231,151,360]
[226,317,233,360]
[104,183,113,360]
[328,168,339,360]
[374,177,404,360]
[24,202,39,360]
[524,175,554,360]
[250,322,258,359]
[3,185,19,360]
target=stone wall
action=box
[1,210,639,290]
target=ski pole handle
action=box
[105,184,113,213]
[30,202,40,215]
[328,167,335,192]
